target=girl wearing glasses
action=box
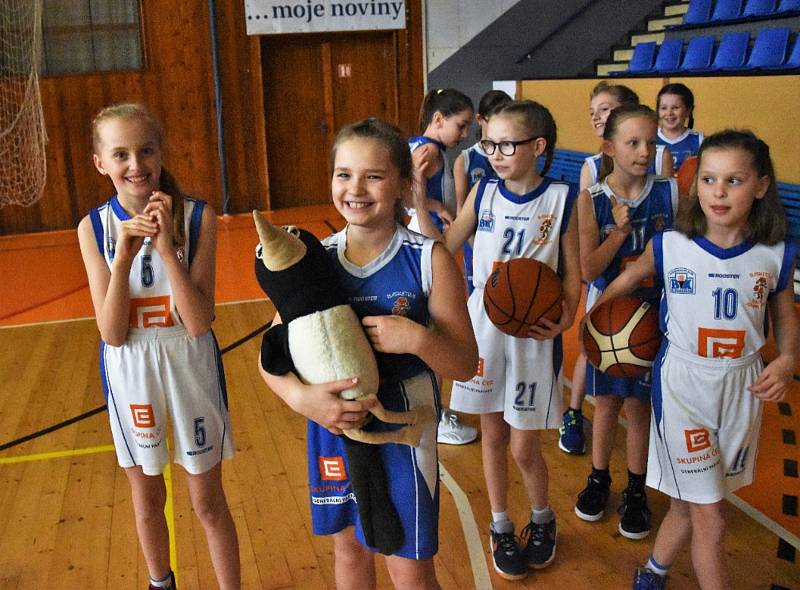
[573,104,678,543]
[417,100,580,580]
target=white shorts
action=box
[647,344,763,503]
[101,326,234,476]
[449,287,562,430]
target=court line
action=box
[439,462,493,589]
[0,444,115,464]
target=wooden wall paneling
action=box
[396,0,424,136]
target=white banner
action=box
[245,1,406,35]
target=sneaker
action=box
[437,409,478,445]
[558,408,586,455]
[632,567,667,589]
[520,517,557,569]
[575,471,611,521]
[619,487,651,539]
[488,522,527,580]
[148,570,176,590]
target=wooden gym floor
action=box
[0,206,797,589]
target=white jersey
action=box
[471,177,575,288]
[655,231,795,359]
[89,195,205,328]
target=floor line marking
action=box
[0,444,115,464]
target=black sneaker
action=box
[488,522,527,580]
[520,517,557,569]
[619,487,651,539]
[575,471,611,521]
[632,567,667,589]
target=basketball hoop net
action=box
[0,0,47,208]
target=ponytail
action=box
[418,88,474,132]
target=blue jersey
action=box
[462,142,496,189]
[409,136,455,232]
[657,128,703,172]
[586,175,678,302]
[309,224,441,559]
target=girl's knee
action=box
[386,556,438,590]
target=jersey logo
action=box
[470,168,486,184]
[391,296,410,316]
[130,296,175,328]
[746,274,770,309]
[175,246,185,263]
[697,327,745,358]
[477,209,495,232]
[533,213,555,245]
[319,456,347,481]
[684,428,711,453]
[668,267,695,294]
[130,404,155,428]
[476,357,485,377]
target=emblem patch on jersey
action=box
[106,237,116,260]
[470,168,486,184]
[130,404,155,428]
[391,296,410,316]
[175,246,185,263]
[668,267,695,294]
[533,213,555,245]
[684,428,711,453]
[697,327,745,358]
[652,213,669,232]
[746,273,771,309]
[477,209,495,232]
[319,456,347,481]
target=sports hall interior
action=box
[0,1,798,588]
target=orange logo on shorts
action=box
[130,404,155,428]
[319,456,347,481]
[130,296,174,328]
[685,428,711,452]
[697,328,745,358]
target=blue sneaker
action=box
[558,408,586,455]
[632,567,667,589]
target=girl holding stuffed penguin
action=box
[259,117,477,590]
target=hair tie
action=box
[435,88,444,94]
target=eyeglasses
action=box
[480,136,540,156]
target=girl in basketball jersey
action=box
[656,83,704,174]
[452,89,512,297]
[587,130,797,590]
[422,100,581,580]
[574,104,678,542]
[77,104,240,590]
[260,118,477,589]
[407,88,474,234]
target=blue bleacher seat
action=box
[710,31,750,70]
[765,33,800,69]
[652,38,684,73]
[710,0,744,21]
[742,0,778,16]
[744,27,790,68]
[777,0,800,13]
[626,41,657,73]
[684,0,714,24]
[678,35,716,71]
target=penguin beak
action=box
[253,210,307,271]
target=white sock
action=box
[491,510,510,524]
[645,555,669,577]
[149,571,174,589]
[531,506,554,524]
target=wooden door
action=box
[260,32,399,209]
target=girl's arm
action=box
[749,272,799,401]
[454,152,469,214]
[441,183,480,254]
[361,243,478,381]
[577,190,630,282]
[258,312,376,434]
[579,162,593,192]
[78,211,157,346]
[146,192,216,336]
[589,240,657,311]
[661,147,675,177]
[527,198,581,339]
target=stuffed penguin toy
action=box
[252,210,436,555]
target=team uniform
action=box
[585,176,679,399]
[450,177,577,430]
[89,195,233,476]
[407,135,456,234]
[649,231,795,503]
[584,146,668,186]
[461,142,499,294]
[657,128,703,173]
[307,224,441,559]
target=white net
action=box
[0,0,47,208]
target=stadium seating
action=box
[764,32,800,68]
[683,0,714,25]
[710,31,750,69]
[710,0,744,22]
[743,26,791,68]
[651,38,684,73]
[777,0,800,14]
[742,0,778,17]
[678,35,716,71]
[626,41,657,73]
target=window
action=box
[42,0,143,75]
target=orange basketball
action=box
[483,258,563,338]
[583,296,662,378]
[676,155,698,196]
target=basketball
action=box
[676,155,698,196]
[483,258,563,338]
[583,296,662,378]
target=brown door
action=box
[261,32,399,209]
